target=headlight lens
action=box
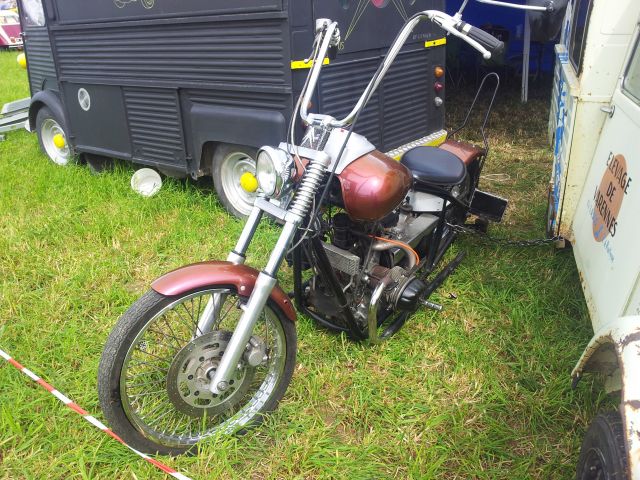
[256,147,295,199]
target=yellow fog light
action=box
[53,133,66,149]
[17,53,27,69]
[240,171,258,193]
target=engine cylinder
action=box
[332,213,353,250]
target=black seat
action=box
[401,146,466,186]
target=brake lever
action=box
[430,13,492,59]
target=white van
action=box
[548,2,640,478]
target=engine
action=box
[303,210,440,332]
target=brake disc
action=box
[166,331,255,418]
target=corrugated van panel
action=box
[53,19,287,86]
[23,26,57,93]
[319,49,433,152]
[124,88,185,166]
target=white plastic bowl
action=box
[131,168,162,197]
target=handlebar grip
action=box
[457,22,505,56]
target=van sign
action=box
[591,152,632,242]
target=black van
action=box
[19,0,447,216]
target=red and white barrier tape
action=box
[0,347,193,480]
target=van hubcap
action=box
[41,119,71,165]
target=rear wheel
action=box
[98,288,296,455]
[576,411,629,480]
[211,143,258,218]
[36,106,75,166]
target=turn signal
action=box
[240,172,258,193]
[434,66,444,78]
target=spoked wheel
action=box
[98,288,296,455]
[211,144,258,218]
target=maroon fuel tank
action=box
[337,150,412,221]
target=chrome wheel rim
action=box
[119,289,287,448]
[40,118,71,166]
[220,152,256,216]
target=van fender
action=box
[188,103,287,165]
[150,260,296,323]
[28,90,66,132]
[572,316,640,477]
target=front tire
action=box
[576,411,629,480]
[98,288,296,455]
[211,143,258,218]
[35,106,75,166]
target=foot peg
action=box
[421,300,443,311]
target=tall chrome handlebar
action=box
[298,19,341,127]
[298,10,494,129]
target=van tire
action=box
[35,106,75,166]
[211,143,258,218]
[576,411,628,480]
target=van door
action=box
[571,26,640,331]
[18,0,57,95]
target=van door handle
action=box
[600,105,615,118]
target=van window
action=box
[623,37,640,105]
[568,0,593,74]
[20,0,45,26]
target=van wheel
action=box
[576,412,629,480]
[211,143,258,218]
[36,106,75,166]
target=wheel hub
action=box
[41,118,71,165]
[166,331,255,417]
[583,448,606,479]
[220,152,257,216]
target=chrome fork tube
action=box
[196,205,264,336]
[208,154,329,394]
[208,221,299,395]
[228,205,264,265]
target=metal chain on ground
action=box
[447,222,564,247]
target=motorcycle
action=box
[97,9,506,455]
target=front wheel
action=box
[576,411,629,480]
[36,106,75,166]
[98,288,296,455]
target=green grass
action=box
[0,50,612,479]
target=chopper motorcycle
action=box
[98,9,506,455]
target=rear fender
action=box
[572,316,640,478]
[150,261,296,323]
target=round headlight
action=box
[256,147,295,199]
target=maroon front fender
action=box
[151,261,297,323]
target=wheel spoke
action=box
[128,389,166,400]
[113,288,291,450]
[135,347,172,363]
[173,304,203,336]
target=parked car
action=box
[0,10,21,48]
